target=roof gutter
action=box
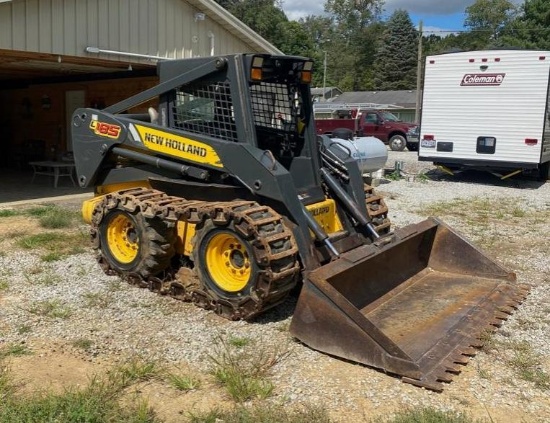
[85,47,171,61]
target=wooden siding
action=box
[0,76,159,155]
[0,0,257,60]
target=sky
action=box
[281,0,522,35]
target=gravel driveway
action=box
[0,149,549,422]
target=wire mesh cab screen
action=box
[172,80,238,142]
[170,57,306,147]
[250,82,298,134]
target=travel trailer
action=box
[419,50,550,179]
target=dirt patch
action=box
[7,346,107,395]
[0,216,40,240]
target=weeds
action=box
[16,325,32,335]
[34,272,62,286]
[0,358,14,402]
[506,341,550,389]
[380,407,485,423]
[188,403,333,423]
[82,291,113,309]
[113,359,162,388]
[416,171,431,183]
[71,338,94,351]
[209,335,288,402]
[17,231,88,261]
[228,336,251,348]
[0,364,160,423]
[385,170,403,181]
[0,209,20,218]
[417,197,549,225]
[482,337,550,390]
[28,299,72,319]
[167,373,201,392]
[477,366,491,380]
[25,205,80,229]
[0,343,32,359]
[18,233,64,250]
[0,279,8,291]
[4,230,29,240]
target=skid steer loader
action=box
[71,54,528,390]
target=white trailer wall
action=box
[419,50,550,166]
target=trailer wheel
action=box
[538,161,550,181]
[98,207,175,277]
[389,135,406,151]
[406,142,418,152]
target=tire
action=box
[191,204,298,319]
[389,134,406,151]
[537,161,550,181]
[193,219,259,298]
[98,207,175,278]
[406,142,418,152]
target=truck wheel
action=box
[389,135,406,151]
[98,208,175,277]
[406,142,418,152]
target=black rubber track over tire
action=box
[97,207,176,278]
[191,203,298,320]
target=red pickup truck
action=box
[314,108,419,151]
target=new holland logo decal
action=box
[133,124,223,168]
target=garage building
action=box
[0,0,281,171]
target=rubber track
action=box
[90,187,300,320]
[364,184,391,234]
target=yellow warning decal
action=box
[134,124,223,168]
[306,198,343,235]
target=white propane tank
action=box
[328,136,388,173]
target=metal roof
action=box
[0,0,282,84]
[331,90,419,109]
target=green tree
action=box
[226,0,288,46]
[323,0,384,91]
[503,0,550,50]
[299,15,334,87]
[277,20,315,57]
[464,0,518,48]
[372,10,418,90]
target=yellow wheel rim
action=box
[205,233,252,293]
[106,214,139,264]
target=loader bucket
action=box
[290,217,529,391]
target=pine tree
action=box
[509,0,550,50]
[372,10,418,90]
